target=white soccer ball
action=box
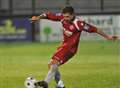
[24,77,37,88]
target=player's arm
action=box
[79,21,118,40]
[30,13,47,23]
[96,28,118,40]
[30,12,63,23]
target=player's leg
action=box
[35,47,74,88]
[55,70,61,84]
[44,61,59,83]
[35,59,59,88]
[55,70,65,88]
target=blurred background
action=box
[0,0,120,42]
[0,0,120,88]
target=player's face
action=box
[63,13,74,22]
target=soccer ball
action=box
[24,77,37,88]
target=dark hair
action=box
[62,6,74,14]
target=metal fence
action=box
[1,0,120,16]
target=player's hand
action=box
[107,35,118,41]
[30,16,39,23]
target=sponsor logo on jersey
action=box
[63,28,73,37]
[69,25,74,31]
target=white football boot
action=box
[56,80,65,88]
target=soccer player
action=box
[31,6,118,88]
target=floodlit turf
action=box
[0,41,120,88]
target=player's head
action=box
[62,6,75,22]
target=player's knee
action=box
[48,63,58,72]
[48,63,52,69]
[51,64,58,71]
[48,59,59,70]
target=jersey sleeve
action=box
[45,12,63,21]
[78,21,97,33]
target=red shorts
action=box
[51,45,76,65]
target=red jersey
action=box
[45,12,97,53]
[44,12,97,64]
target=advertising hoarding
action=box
[39,15,120,42]
[0,18,32,41]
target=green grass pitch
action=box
[0,41,120,88]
